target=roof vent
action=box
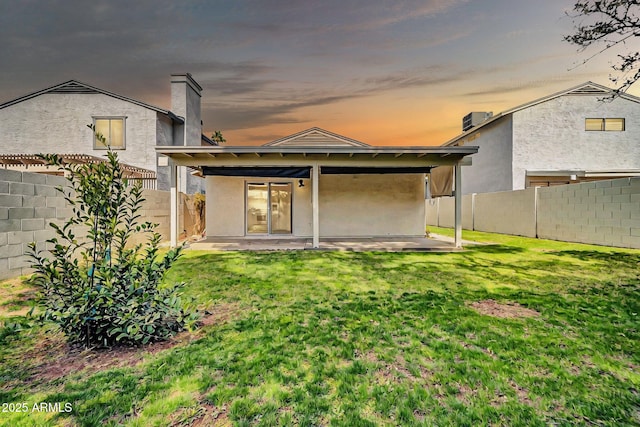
[567,85,610,95]
[462,112,492,132]
[49,81,99,94]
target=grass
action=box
[1,227,639,426]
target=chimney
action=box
[171,73,202,146]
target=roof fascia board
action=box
[155,145,478,155]
[164,155,470,168]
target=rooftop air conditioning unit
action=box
[462,112,492,132]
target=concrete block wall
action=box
[437,197,455,228]
[132,189,171,246]
[537,177,640,248]
[0,169,70,280]
[473,188,537,238]
[0,169,174,280]
[426,178,640,249]
[425,199,438,226]
[462,194,474,230]
[425,194,473,230]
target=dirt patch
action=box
[171,403,230,427]
[456,383,478,405]
[509,380,533,405]
[468,299,540,319]
[23,303,241,384]
[366,352,430,385]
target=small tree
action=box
[564,1,640,94]
[211,130,226,145]
[27,132,199,348]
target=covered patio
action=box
[156,128,478,249]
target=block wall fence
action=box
[0,169,175,280]
[426,177,640,249]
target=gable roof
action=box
[442,81,640,146]
[0,80,184,123]
[263,127,370,147]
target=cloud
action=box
[201,64,467,131]
[459,72,600,98]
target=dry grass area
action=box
[13,303,242,386]
[468,299,541,319]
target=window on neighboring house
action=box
[585,118,625,131]
[93,117,125,149]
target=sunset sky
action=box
[0,0,637,146]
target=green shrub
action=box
[27,139,199,348]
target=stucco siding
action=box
[458,117,513,194]
[206,176,245,236]
[0,93,159,173]
[512,95,640,189]
[294,179,312,236]
[206,174,425,238]
[319,174,425,237]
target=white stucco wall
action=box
[512,95,640,190]
[457,117,513,194]
[206,176,246,236]
[205,174,426,238]
[205,176,312,237]
[0,93,160,174]
[319,174,425,237]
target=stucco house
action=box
[437,82,640,195]
[156,127,478,248]
[0,73,211,192]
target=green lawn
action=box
[1,228,639,426]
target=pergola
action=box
[155,144,478,249]
[0,153,156,179]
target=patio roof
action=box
[155,145,478,167]
[156,133,478,250]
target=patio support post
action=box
[454,160,462,248]
[170,162,178,248]
[312,163,320,248]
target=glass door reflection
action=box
[247,183,268,234]
[269,183,292,234]
[246,182,292,235]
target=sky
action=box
[0,0,638,146]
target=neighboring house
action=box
[156,127,477,248]
[439,82,640,194]
[0,73,212,192]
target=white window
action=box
[585,118,625,132]
[93,117,125,149]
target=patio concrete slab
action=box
[187,234,478,252]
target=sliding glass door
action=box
[247,184,269,234]
[246,182,292,235]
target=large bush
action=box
[27,145,199,348]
